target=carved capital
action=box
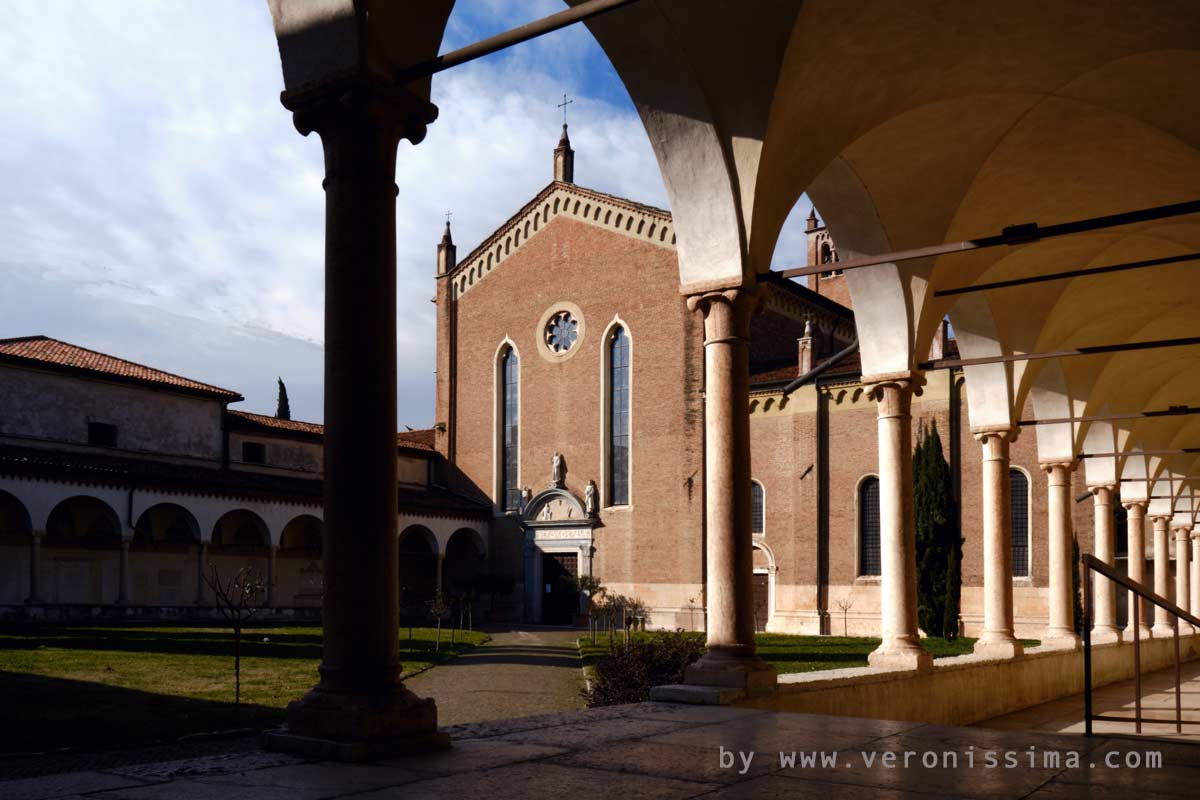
[863,370,925,405]
[1121,499,1148,514]
[30,529,45,541]
[972,425,1019,445]
[1089,485,1116,503]
[1040,459,1078,476]
[686,286,760,344]
[1191,529,1200,541]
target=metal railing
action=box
[1081,553,1200,735]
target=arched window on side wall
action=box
[859,477,881,576]
[751,481,765,535]
[501,346,520,511]
[1010,468,1030,578]
[609,326,631,505]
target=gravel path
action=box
[405,627,586,727]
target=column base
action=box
[1125,624,1151,640]
[867,638,933,671]
[1089,627,1123,645]
[264,683,446,762]
[1151,623,1177,638]
[1040,629,1081,651]
[972,635,1024,660]
[682,647,777,697]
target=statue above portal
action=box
[551,451,565,488]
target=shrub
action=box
[583,631,704,707]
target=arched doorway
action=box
[280,514,323,607]
[45,496,122,603]
[444,528,486,597]
[398,525,438,613]
[133,503,200,605]
[0,490,33,604]
[752,543,776,633]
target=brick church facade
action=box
[434,128,1107,637]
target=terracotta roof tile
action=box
[0,336,242,400]
[228,410,437,453]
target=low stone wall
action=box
[739,633,1200,726]
[0,604,322,623]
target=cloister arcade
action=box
[0,481,486,612]
[258,0,1200,752]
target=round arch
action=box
[133,503,200,552]
[280,514,323,557]
[751,540,776,633]
[45,496,122,548]
[399,524,438,610]
[443,527,486,595]
[0,489,32,545]
[211,509,270,552]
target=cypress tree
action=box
[276,377,291,421]
[913,419,958,638]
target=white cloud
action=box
[0,1,812,426]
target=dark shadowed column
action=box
[263,80,444,760]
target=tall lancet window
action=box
[501,347,520,511]
[858,476,881,576]
[609,326,631,505]
[751,481,765,535]
[1010,468,1030,577]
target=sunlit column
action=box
[1175,526,1192,635]
[681,288,777,694]
[1123,502,1150,638]
[1042,461,1080,648]
[1190,529,1200,632]
[973,429,1023,658]
[867,375,932,670]
[1151,516,1173,636]
[1090,486,1121,643]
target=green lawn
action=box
[579,631,1040,674]
[0,623,488,755]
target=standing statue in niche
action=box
[520,486,532,513]
[585,479,597,516]
[551,451,565,488]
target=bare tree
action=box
[834,596,854,637]
[203,564,265,706]
[427,591,450,652]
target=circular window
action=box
[536,302,586,362]
[545,310,579,353]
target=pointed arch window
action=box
[858,476,881,576]
[501,347,520,511]
[751,481,765,535]
[1010,468,1030,577]
[609,326,631,506]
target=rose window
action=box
[544,310,579,353]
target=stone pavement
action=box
[4,702,1199,799]
[979,658,1200,741]
[404,627,585,726]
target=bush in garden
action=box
[583,630,704,707]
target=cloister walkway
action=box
[979,660,1200,743]
[3,703,1197,799]
[404,627,585,727]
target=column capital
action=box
[1191,529,1200,541]
[685,286,760,343]
[863,370,925,403]
[1173,525,1191,539]
[1088,484,1117,498]
[1121,499,1148,513]
[283,74,438,145]
[30,528,45,541]
[972,425,1019,446]
[1040,459,1078,475]
[1149,514,1173,526]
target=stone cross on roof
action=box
[557,93,573,125]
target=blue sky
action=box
[0,1,813,426]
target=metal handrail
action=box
[1081,553,1200,736]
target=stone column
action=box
[681,289,776,694]
[1124,501,1150,638]
[435,552,445,594]
[1151,516,1173,636]
[1175,526,1192,635]
[1042,461,1080,648]
[867,374,932,670]
[1090,486,1121,643]
[973,429,1023,659]
[25,530,44,604]
[1191,530,1200,631]
[265,81,443,757]
[117,534,132,605]
[267,544,278,608]
[195,541,208,605]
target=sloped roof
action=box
[228,410,437,454]
[0,336,242,401]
